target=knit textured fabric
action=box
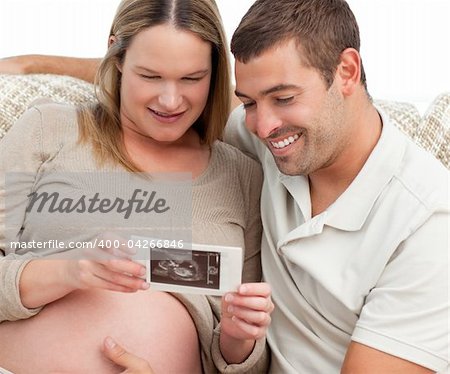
[0,74,95,139]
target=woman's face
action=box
[118,24,212,144]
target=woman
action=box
[0,0,272,372]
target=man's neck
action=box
[309,103,382,217]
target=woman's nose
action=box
[158,83,183,111]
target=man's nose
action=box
[247,105,282,139]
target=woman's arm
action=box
[0,55,101,83]
[0,107,45,322]
[0,107,148,321]
[208,158,273,372]
[18,246,149,309]
[220,282,273,364]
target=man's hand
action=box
[0,55,100,82]
[103,337,155,374]
[0,56,33,74]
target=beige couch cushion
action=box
[376,93,450,168]
[375,100,421,139]
[415,93,450,169]
[0,74,95,139]
[0,74,448,169]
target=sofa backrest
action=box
[0,74,95,139]
[0,74,449,169]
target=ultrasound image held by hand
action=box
[150,247,220,289]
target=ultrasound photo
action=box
[150,247,221,290]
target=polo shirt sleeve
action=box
[352,210,449,372]
[224,106,266,163]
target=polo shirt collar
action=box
[279,110,406,232]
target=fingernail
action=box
[225,294,233,302]
[141,282,150,290]
[227,305,234,313]
[105,336,116,349]
[139,267,146,276]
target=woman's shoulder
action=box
[213,140,262,172]
[31,100,78,126]
[212,140,263,189]
[1,101,79,154]
[30,101,80,142]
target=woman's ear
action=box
[108,35,123,73]
[336,48,361,97]
[108,35,117,48]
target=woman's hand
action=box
[62,234,149,293]
[19,234,149,309]
[103,337,155,374]
[219,282,274,364]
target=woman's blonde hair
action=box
[78,0,231,172]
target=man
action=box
[1,0,448,373]
[224,0,449,373]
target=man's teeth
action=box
[271,134,300,149]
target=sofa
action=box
[0,73,449,170]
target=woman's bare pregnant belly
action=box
[0,289,201,374]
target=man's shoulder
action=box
[224,105,247,142]
[227,104,246,125]
[394,134,449,210]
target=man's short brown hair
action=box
[231,0,367,90]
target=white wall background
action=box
[1,0,449,112]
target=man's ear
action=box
[336,48,361,96]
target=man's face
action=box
[235,39,349,176]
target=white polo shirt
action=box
[225,106,449,373]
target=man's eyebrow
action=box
[261,84,302,96]
[235,84,303,99]
[234,90,250,99]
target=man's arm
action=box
[0,55,101,83]
[341,342,434,374]
[342,210,449,373]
